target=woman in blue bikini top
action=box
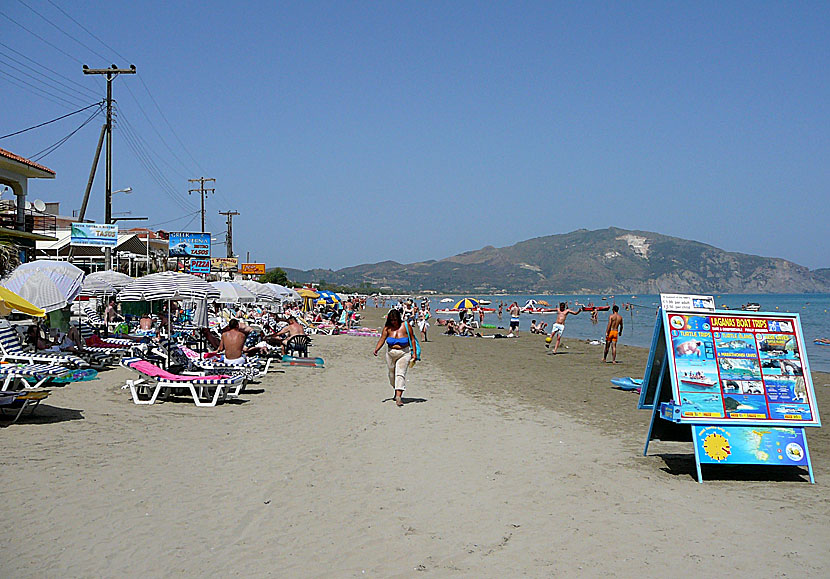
[373,309,416,356]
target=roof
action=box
[0,226,57,241]
[0,147,55,178]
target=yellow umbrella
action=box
[297,288,320,299]
[0,286,46,317]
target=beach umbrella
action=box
[0,286,45,317]
[81,270,134,297]
[118,271,220,302]
[296,288,319,299]
[317,290,341,304]
[263,283,293,298]
[235,280,281,302]
[210,281,256,303]
[453,297,480,310]
[1,260,85,313]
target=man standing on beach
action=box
[508,302,521,336]
[546,302,582,354]
[603,305,623,363]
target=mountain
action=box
[281,227,830,294]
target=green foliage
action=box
[259,268,289,285]
[0,240,20,277]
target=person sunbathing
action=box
[274,316,306,355]
[213,318,247,365]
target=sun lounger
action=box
[0,389,51,425]
[0,362,72,391]
[0,325,91,369]
[79,321,135,347]
[120,357,244,407]
[179,347,272,380]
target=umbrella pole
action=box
[167,298,171,370]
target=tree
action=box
[0,240,20,277]
[259,267,289,285]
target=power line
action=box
[0,41,102,99]
[0,53,96,106]
[1,101,102,139]
[147,210,201,229]
[15,0,111,63]
[30,103,103,161]
[46,0,131,62]
[0,8,87,65]
[0,69,87,109]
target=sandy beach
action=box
[3,307,830,576]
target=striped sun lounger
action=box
[120,357,245,407]
[0,326,90,369]
[0,362,71,391]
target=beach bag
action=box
[404,321,422,363]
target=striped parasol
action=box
[235,280,281,302]
[118,271,220,302]
[1,260,85,313]
[453,297,480,310]
[210,281,256,303]
[81,270,134,297]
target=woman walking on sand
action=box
[374,309,419,407]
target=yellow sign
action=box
[211,257,238,272]
[240,263,266,275]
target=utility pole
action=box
[188,177,215,232]
[218,210,239,257]
[83,64,136,270]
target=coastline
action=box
[1,307,828,575]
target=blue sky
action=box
[2,2,829,270]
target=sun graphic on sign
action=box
[703,433,731,461]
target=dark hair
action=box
[560,302,567,310]
[612,305,619,312]
[385,309,402,328]
[228,318,239,330]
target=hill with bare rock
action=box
[281,227,830,294]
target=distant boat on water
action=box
[742,302,761,312]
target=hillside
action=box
[281,227,830,294]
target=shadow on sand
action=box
[657,452,811,483]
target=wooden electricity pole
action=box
[219,210,239,258]
[83,64,136,270]
[188,177,215,232]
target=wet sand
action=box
[2,307,829,576]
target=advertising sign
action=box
[240,263,266,275]
[663,310,820,427]
[660,293,716,312]
[169,232,211,257]
[211,257,238,272]
[189,258,210,275]
[70,223,118,247]
[693,425,809,466]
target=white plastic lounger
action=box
[0,362,72,391]
[120,357,244,407]
[0,325,90,369]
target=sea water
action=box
[424,293,830,373]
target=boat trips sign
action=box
[663,310,820,426]
[71,223,118,247]
[168,232,211,257]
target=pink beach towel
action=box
[129,359,229,381]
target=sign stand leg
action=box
[802,430,816,484]
[643,353,668,456]
[691,427,704,483]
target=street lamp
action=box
[106,187,131,270]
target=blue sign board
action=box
[168,232,211,258]
[694,425,809,466]
[71,223,118,247]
